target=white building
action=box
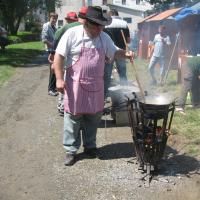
[55,0,154,31]
[107,0,154,32]
[18,9,48,31]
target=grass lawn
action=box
[0,41,45,88]
[112,57,200,155]
[7,31,31,40]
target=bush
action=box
[7,34,41,45]
[30,27,42,34]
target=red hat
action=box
[65,12,78,21]
[78,7,88,16]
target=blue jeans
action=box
[63,111,103,154]
[104,58,128,97]
[149,56,165,76]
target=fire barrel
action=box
[125,92,175,171]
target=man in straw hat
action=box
[54,6,134,166]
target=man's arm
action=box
[0,29,7,35]
[126,37,130,43]
[54,53,66,94]
[44,40,52,47]
[48,27,67,63]
[114,49,134,61]
[161,36,171,47]
[148,44,154,58]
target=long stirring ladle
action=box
[121,30,146,103]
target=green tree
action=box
[146,0,200,12]
[0,0,62,35]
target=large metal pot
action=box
[108,85,140,108]
[135,92,176,106]
[135,92,176,119]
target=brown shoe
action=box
[84,147,104,159]
[64,154,76,166]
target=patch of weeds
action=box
[170,128,178,135]
[188,147,200,155]
[190,139,200,145]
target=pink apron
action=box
[63,33,105,115]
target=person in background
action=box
[175,56,200,115]
[48,7,115,115]
[42,12,58,96]
[148,25,171,86]
[65,12,78,24]
[0,22,8,53]
[104,8,130,99]
[130,29,139,53]
[53,6,134,166]
[52,11,78,116]
[49,8,87,116]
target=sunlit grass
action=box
[0,41,45,88]
[111,56,200,154]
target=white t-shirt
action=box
[0,27,7,38]
[56,25,118,69]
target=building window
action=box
[88,0,92,5]
[123,17,132,23]
[103,10,107,13]
[103,0,107,5]
[136,0,140,5]
[122,0,126,5]
[58,20,63,27]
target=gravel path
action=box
[0,52,200,200]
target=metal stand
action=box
[126,96,175,186]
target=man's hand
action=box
[161,37,165,42]
[56,78,67,94]
[48,54,54,63]
[125,51,135,61]
[50,64,55,74]
[108,57,114,63]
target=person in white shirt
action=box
[42,12,58,96]
[0,22,8,53]
[53,6,134,166]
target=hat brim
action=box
[65,17,78,21]
[78,14,86,19]
[86,13,112,26]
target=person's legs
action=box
[82,111,103,149]
[48,63,57,94]
[158,57,165,85]
[1,45,5,52]
[115,58,128,86]
[58,92,64,116]
[149,56,158,85]
[1,37,6,52]
[104,59,114,99]
[190,74,200,107]
[178,62,193,109]
[63,112,83,154]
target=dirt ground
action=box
[0,52,200,200]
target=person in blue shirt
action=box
[148,25,171,86]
